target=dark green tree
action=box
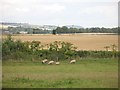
[52,30,57,35]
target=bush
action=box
[2,35,120,61]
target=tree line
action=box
[53,26,118,34]
[2,35,120,61]
[6,26,119,35]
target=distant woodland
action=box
[3,26,119,34]
[53,26,119,34]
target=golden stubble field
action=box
[3,34,118,51]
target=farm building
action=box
[8,27,33,34]
[2,30,13,34]
[19,31,28,34]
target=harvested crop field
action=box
[3,34,118,51]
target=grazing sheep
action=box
[55,62,60,65]
[48,61,55,65]
[70,59,76,64]
[42,59,48,64]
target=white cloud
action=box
[80,5,117,17]
[15,8,29,12]
[42,4,65,12]
[32,4,66,13]
[0,0,118,27]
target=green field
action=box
[2,58,118,88]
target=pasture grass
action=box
[2,58,118,88]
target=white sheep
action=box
[55,62,60,65]
[70,59,76,64]
[48,61,55,65]
[42,59,48,64]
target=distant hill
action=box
[65,25,83,29]
[0,22,27,26]
[0,22,58,30]
[0,22,31,28]
[0,22,84,30]
[1,22,118,34]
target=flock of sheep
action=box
[41,59,76,65]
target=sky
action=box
[0,0,119,28]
